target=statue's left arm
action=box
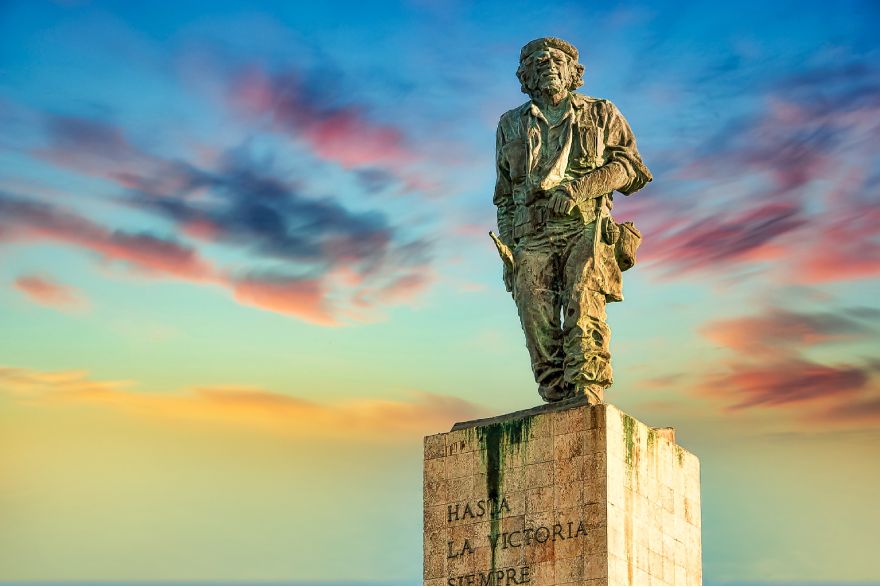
[561,101,653,202]
[493,121,515,246]
[493,119,516,292]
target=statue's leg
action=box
[512,241,565,402]
[560,223,613,403]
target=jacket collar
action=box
[522,92,590,116]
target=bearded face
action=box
[519,48,574,97]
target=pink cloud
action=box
[230,275,338,327]
[0,195,214,281]
[46,224,211,280]
[233,68,413,170]
[635,199,805,278]
[690,305,880,425]
[701,307,872,355]
[88,231,215,279]
[791,202,880,283]
[629,62,880,287]
[699,358,869,411]
[812,395,880,425]
[637,373,686,390]
[35,115,213,198]
[375,271,432,304]
[14,275,87,310]
[304,110,412,169]
[181,219,223,241]
[230,67,440,195]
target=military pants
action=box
[512,218,612,402]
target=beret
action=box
[519,37,578,62]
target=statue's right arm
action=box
[557,101,652,204]
[493,122,515,246]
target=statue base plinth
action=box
[423,403,701,585]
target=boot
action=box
[539,383,569,403]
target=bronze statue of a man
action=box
[492,37,652,405]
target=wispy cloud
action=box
[229,65,443,196]
[698,358,871,411]
[814,396,880,425]
[0,192,215,280]
[692,305,880,423]
[13,274,88,311]
[0,191,383,326]
[0,365,132,399]
[229,274,335,326]
[636,199,806,278]
[233,67,412,169]
[701,306,878,355]
[2,109,438,325]
[632,58,880,285]
[37,115,215,198]
[125,146,429,282]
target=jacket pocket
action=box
[576,126,605,168]
[502,140,528,182]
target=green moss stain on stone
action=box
[647,427,656,449]
[622,413,636,469]
[676,445,685,466]
[480,424,503,501]
[476,416,532,583]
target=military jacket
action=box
[493,93,652,243]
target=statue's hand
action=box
[547,187,577,216]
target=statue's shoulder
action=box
[498,101,531,127]
[572,93,603,105]
[572,93,616,114]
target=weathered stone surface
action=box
[423,403,701,585]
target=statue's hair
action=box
[516,53,585,94]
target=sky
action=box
[1,0,879,584]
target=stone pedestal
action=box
[423,401,701,586]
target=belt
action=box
[512,203,599,240]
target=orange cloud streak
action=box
[0,366,489,439]
[230,276,338,327]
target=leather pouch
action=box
[614,221,641,271]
